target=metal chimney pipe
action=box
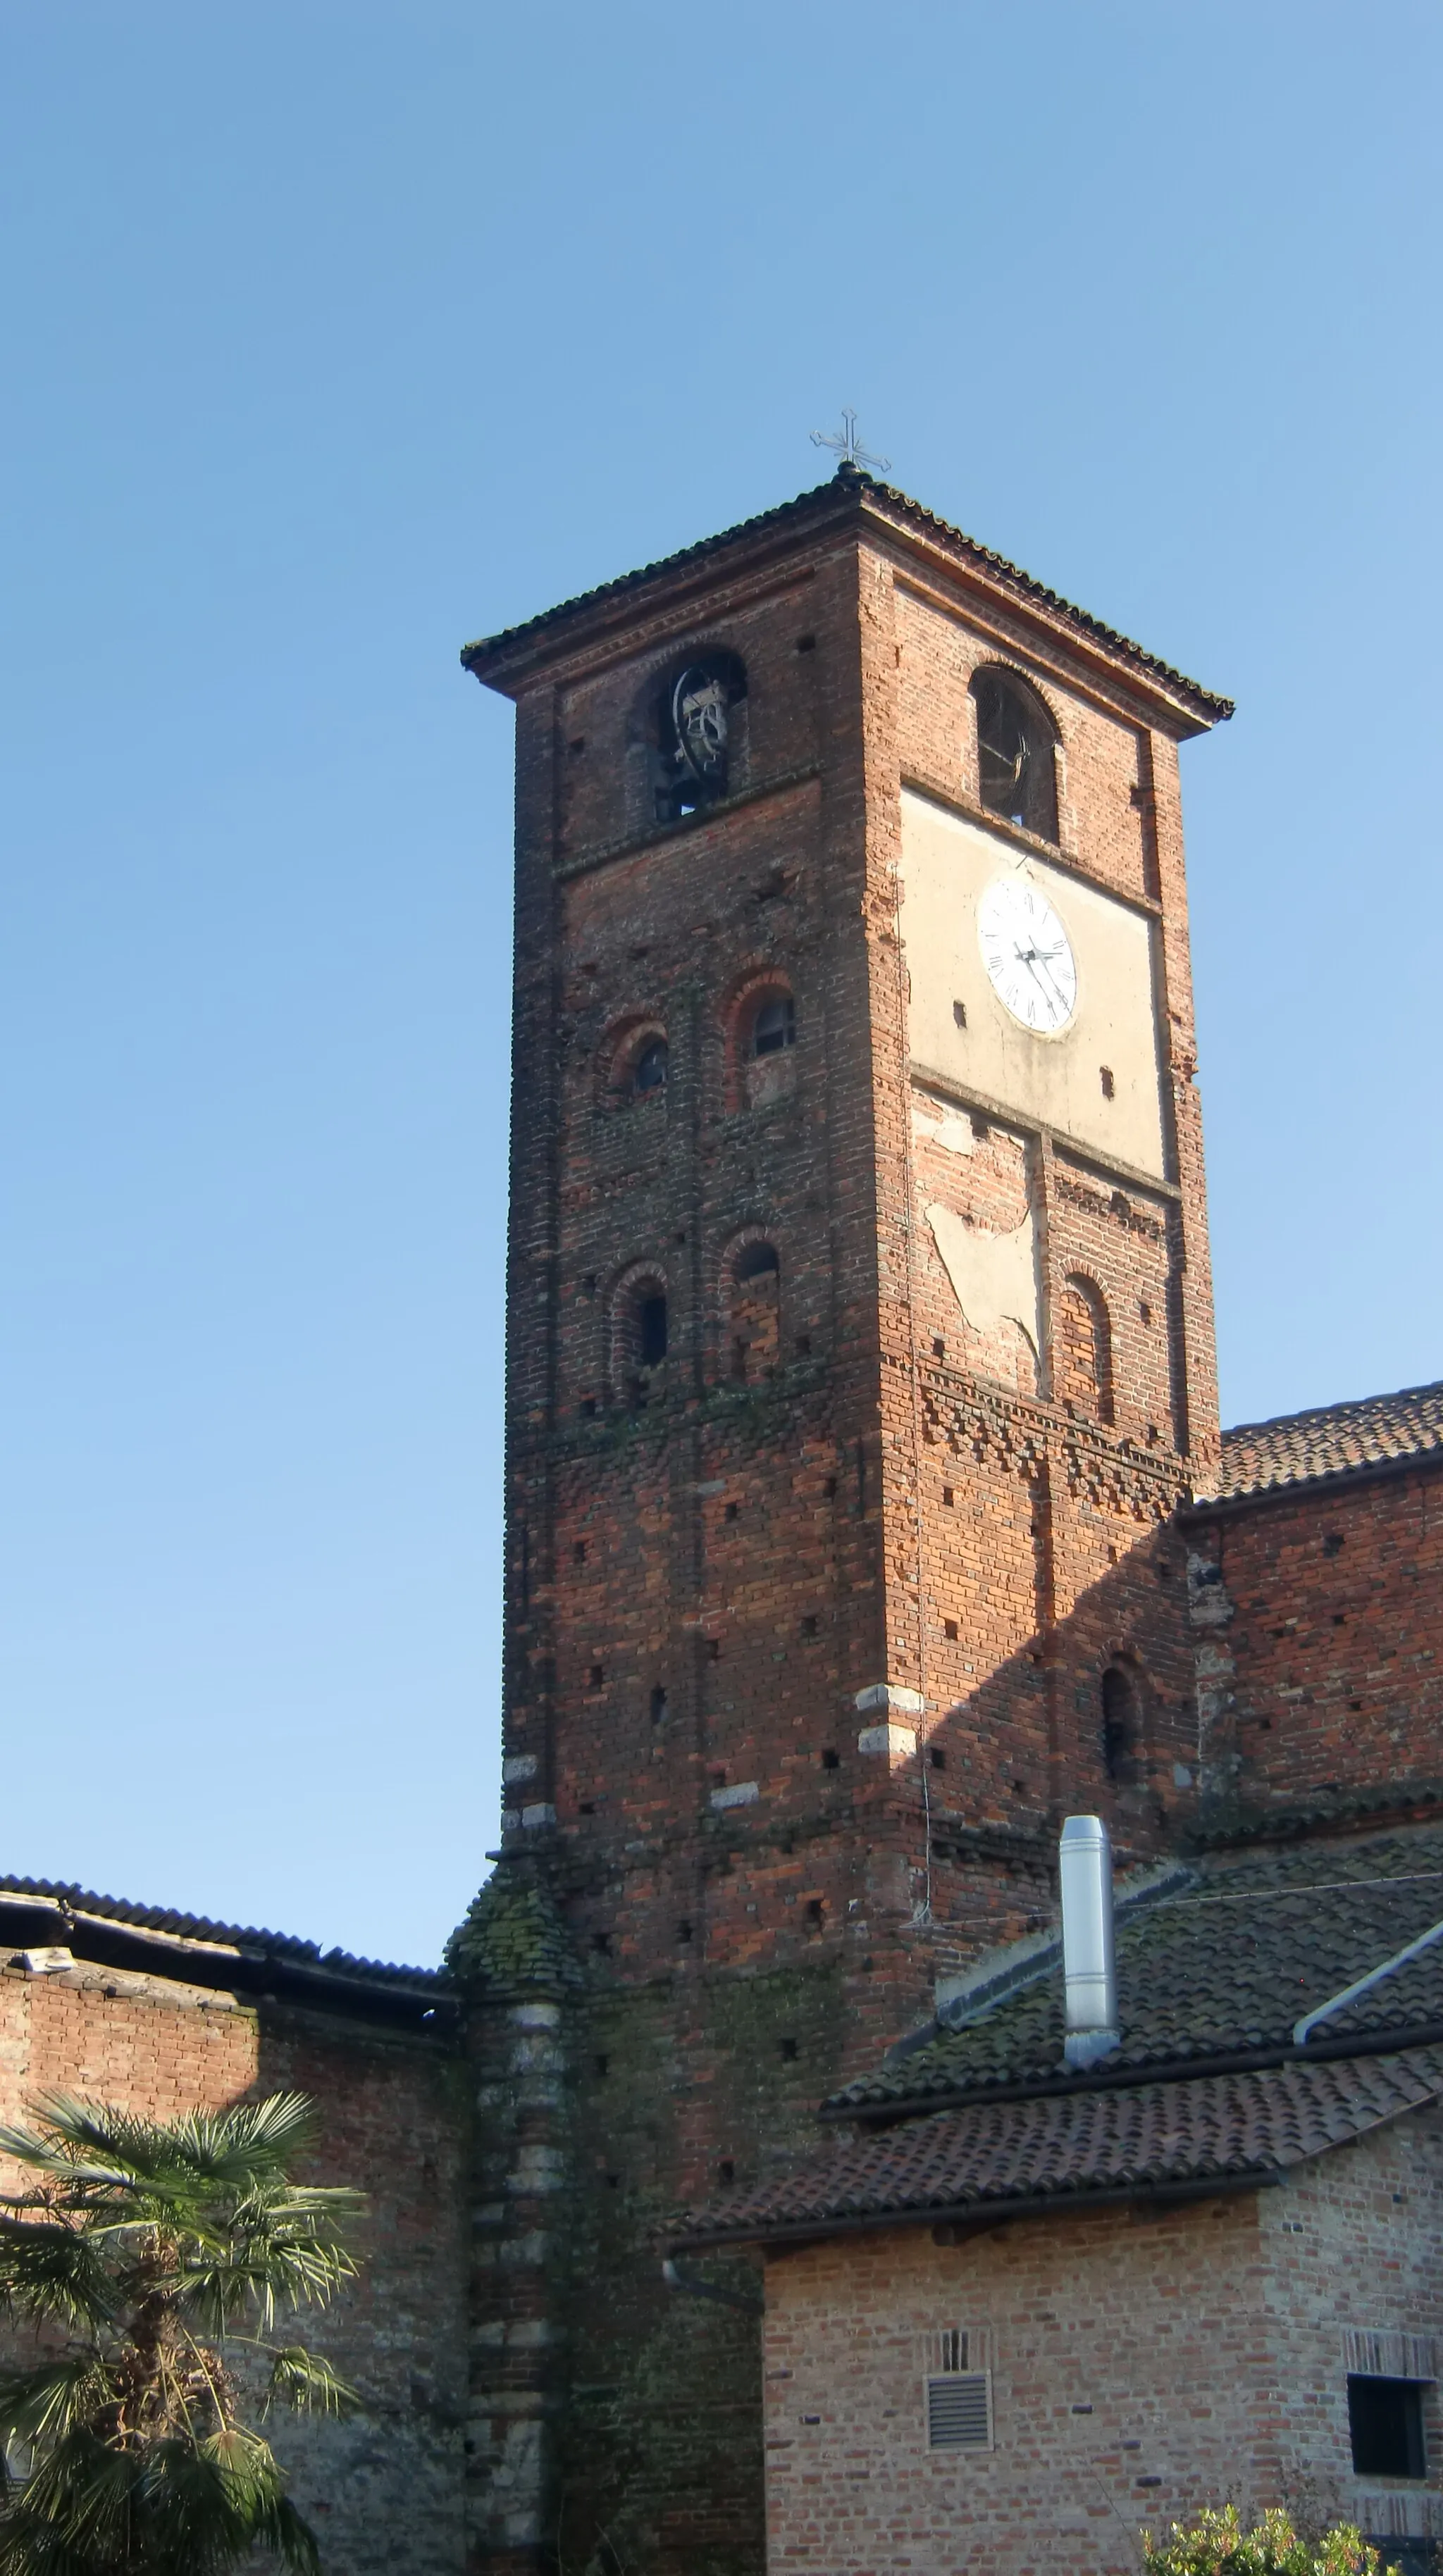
[1059,1815,1119,2069]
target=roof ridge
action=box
[461,471,1232,721]
[1221,1375,1443,1444]
[0,1874,441,1987]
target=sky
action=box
[2,3,1439,1969]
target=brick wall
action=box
[464,476,1234,2573]
[1184,1467,1443,1819]
[0,1958,468,2576]
[762,2110,1443,2575]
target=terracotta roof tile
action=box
[827,1827,1443,2115]
[676,2050,1443,2248]
[0,1874,441,1991]
[461,471,1232,725]
[1203,1381,1443,1503]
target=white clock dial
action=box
[977,876,1078,1034]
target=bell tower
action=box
[460,465,1230,2576]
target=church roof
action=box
[824,1824,1443,2120]
[673,2048,1443,2251]
[461,470,1234,730]
[674,1824,1443,2251]
[0,1874,450,2025]
[1203,1378,1443,1505]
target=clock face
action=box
[977,876,1078,1034]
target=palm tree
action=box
[0,2091,362,2575]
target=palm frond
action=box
[263,2346,359,2418]
[0,2358,119,2449]
[0,2220,119,2336]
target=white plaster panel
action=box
[925,1201,1039,1348]
[899,790,1166,1179]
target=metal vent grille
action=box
[927,2370,993,2451]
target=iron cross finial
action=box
[810,408,891,475]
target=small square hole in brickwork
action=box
[605,2172,620,2189]
[677,1920,693,1943]
[650,1686,669,1724]
[593,1932,611,1955]
[589,1665,605,1688]
[1324,1531,1345,1557]
[707,1638,722,1661]
[933,1338,946,1359]
[824,1475,837,1498]
[795,634,816,652]
[1100,1066,1115,1099]
[583,1274,597,1295]
[719,2160,735,2184]
[820,1748,840,1770]
[806,1900,824,1927]
[930,1747,946,1771]
[579,1802,595,1816]
[594,2054,609,2077]
[724,1500,738,1522]
[943,1618,958,1641]
[674,1229,686,1245]
[1139,1298,1152,1324]
[568,736,586,754]
[1108,1545,1118,1566]
[780,2037,798,2061]
[953,999,967,1028]
[1156,1560,1172,1580]
[1334,1611,1346,1626]
[1012,1779,1027,1795]
[1350,1698,1363,1712]
[795,1333,812,1357]
[580,1398,597,1419]
[802,1614,818,1637]
[971,1114,989,1140]
[943,1485,955,1507]
[574,1541,586,1563]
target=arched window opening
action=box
[632,1037,669,1096]
[1101,1664,1141,1785]
[614,1272,669,1410]
[638,1293,668,1369]
[1055,1277,1115,1426]
[753,994,796,1057]
[655,651,748,823]
[971,668,1058,843]
[729,1241,781,1385]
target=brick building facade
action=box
[5,467,1442,2576]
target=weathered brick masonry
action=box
[10,468,1442,2576]
[458,468,1244,2575]
[0,1887,469,2576]
[758,2120,1443,2576]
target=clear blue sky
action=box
[3,4,1439,1967]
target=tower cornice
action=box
[461,471,1233,735]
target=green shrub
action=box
[1142,2506,1400,2576]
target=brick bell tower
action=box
[458,465,1231,2576]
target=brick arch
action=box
[1097,1647,1149,1787]
[721,964,798,1112]
[716,1226,783,1390]
[968,659,1063,842]
[597,1011,669,1109]
[608,1258,670,1405]
[1055,1271,1115,1426]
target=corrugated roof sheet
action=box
[0,1874,441,1991]
[461,471,1233,723]
[826,1827,1443,2115]
[676,2049,1443,2248]
[1203,1381,1443,1503]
